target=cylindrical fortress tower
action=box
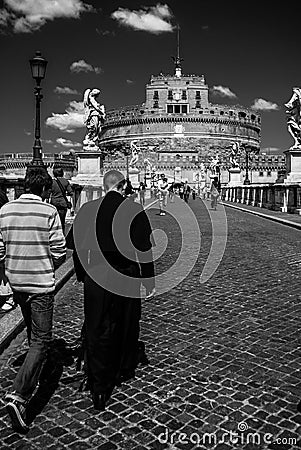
[99,62,261,164]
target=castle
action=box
[99,56,278,185]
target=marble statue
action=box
[209,155,220,175]
[199,162,206,179]
[285,88,301,149]
[129,141,139,167]
[83,88,106,150]
[230,142,240,168]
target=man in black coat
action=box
[72,170,155,410]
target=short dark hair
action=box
[103,170,125,191]
[53,167,64,177]
[25,167,52,196]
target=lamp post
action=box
[243,145,252,185]
[29,51,48,166]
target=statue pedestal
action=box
[129,167,140,188]
[71,152,104,208]
[228,168,241,186]
[284,148,301,183]
[71,152,104,187]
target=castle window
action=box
[210,110,215,114]
[167,105,173,113]
[199,110,203,114]
[182,105,188,114]
[168,90,173,100]
[220,111,224,115]
[153,90,159,99]
[229,110,234,116]
[195,91,201,99]
[195,100,201,108]
[153,101,159,108]
[259,171,264,177]
[174,105,181,114]
[251,114,256,121]
[182,90,187,100]
[238,111,246,119]
[267,171,272,177]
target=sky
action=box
[0,0,300,156]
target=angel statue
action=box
[230,142,240,168]
[199,162,206,179]
[209,154,220,176]
[285,87,301,149]
[129,141,139,167]
[83,88,106,150]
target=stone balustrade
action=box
[221,183,301,214]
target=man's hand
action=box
[145,287,156,300]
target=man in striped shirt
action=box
[0,167,66,433]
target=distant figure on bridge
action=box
[49,167,74,234]
[158,175,169,215]
[183,181,191,203]
[210,177,220,210]
[138,181,146,206]
[285,87,301,149]
[83,88,106,150]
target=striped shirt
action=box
[0,194,66,293]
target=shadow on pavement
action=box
[24,338,75,426]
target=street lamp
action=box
[243,145,252,185]
[29,51,48,166]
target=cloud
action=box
[45,100,85,133]
[251,98,279,111]
[54,86,80,95]
[70,59,102,74]
[0,0,93,33]
[0,8,10,27]
[211,85,237,98]
[111,3,174,34]
[56,137,82,148]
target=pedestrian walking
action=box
[72,170,155,411]
[124,178,134,197]
[210,177,220,210]
[49,167,73,234]
[192,188,196,200]
[1,167,66,433]
[179,184,184,199]
[168,182,175,203]
[0,185,13,312]
[138,181,146,206]
[158,175,169,215]
[183,181,191,203]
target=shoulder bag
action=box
[55,178,72,209]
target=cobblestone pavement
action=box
[1,197,301,449]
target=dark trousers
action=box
[84,275,141,395]
[57,208,67,234]
[12,291,54,401]
[184,193,189,202]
